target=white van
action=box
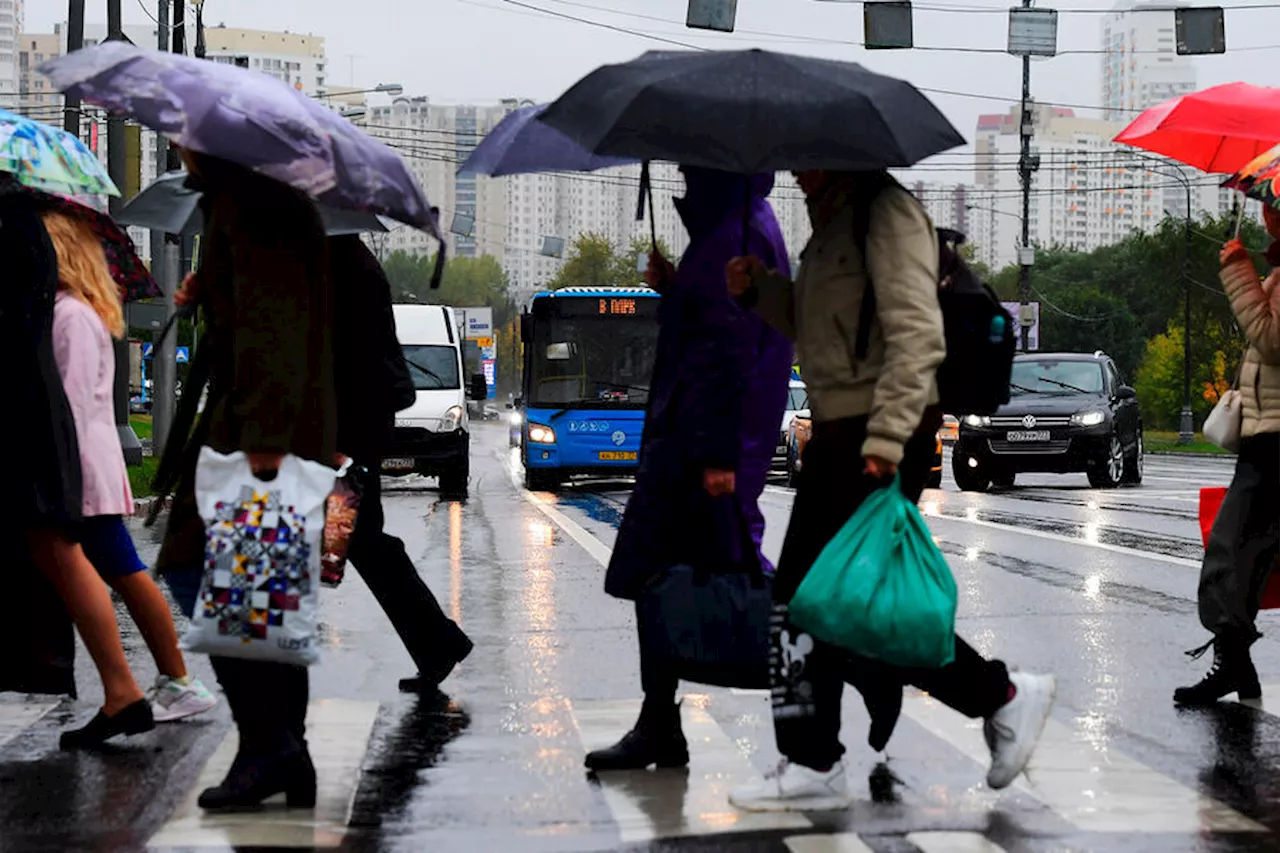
[383,304,488,496]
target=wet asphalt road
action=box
[4,424,1280,853]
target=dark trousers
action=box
[347,471,471,674]
[1198,432,1280,638]
[166,568,308,756]
[636,602,680,705]
[771,414,1010,771]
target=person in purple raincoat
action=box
[585,166,793,771]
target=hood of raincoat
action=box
[674,166,775,242]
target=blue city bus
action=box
[516,286,661,490]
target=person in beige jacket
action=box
[1175,209,1280,706]
[724,170,1055,812]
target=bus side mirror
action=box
[469,374,487,400]
[520,314,532,343]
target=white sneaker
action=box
[150,675,218,722]
[729,760,852,812]
[985,671,1056,789]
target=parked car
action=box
[784,408,812,488]
[938,414,959,443]
[774,380,808,470]
[952,351,1143,492]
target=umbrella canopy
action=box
[1114,82,1280,174]
[0,178,159,301]
[459,103,636,177]
[1222,141,1280,208]
[119,170,392,236]
[0,107,119,197]
[537,48,964,174]
[39,42,440,239]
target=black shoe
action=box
[1174,633,1262,706]
[59,699,155,749]
[197,745,317,811]
[400,628,475,693]
[584,700,689,771]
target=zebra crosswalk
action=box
[3,680,1280,852]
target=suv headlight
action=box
[440,405,465,433]
[963,415,991,428]
[1071,410,1106,427]
[528,424,557,444]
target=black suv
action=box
[953,351,1143,491]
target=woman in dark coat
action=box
[585,166,793,770]
[0,176,82,698]
[155,150,335,810]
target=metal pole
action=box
[1016,1,1033,354]
[1180,177,1194,444]
[150,1,177,455]
[105,0,144,466]
[63,0,84,136]
[194,1,206,59]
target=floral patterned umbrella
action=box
[1222,141,1280,209]
[0,108,119,198]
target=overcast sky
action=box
[24,0,1280,180]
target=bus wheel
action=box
[525,469,559,492]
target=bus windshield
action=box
[527,298,659,409]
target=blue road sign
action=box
[175,347,190,364]
[142,342,154,360]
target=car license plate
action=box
[381,457,415,471]
[1005,430,1051,443]
[598,451,638,461]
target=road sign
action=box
[475,336,494,349]
[175,347,190,364]
[142,342,155,359]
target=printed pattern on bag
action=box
[770,603,818,720]
[202,484,312,643]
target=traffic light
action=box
[1175,8,1226,55]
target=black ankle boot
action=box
[1173,632,1262,706]
[584,700,689,771]
[197,743,317,810]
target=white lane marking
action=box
[900,692,1264,833]
[572,696,811,841]
[148,699,380,849]
[784,833,875,853]
[0,698,58,749]
[907,832,1010,853]
[523,489,613,568]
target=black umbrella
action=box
[118,171,393,236]
[538,48,965,174]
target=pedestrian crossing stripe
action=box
[146,699,379,849]
[899,691,1264,834]
[907,832,1017,853]
[0,698,58,751]
[573,696,811,842]
[784,832,875,852]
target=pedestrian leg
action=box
[347,471,473,689]
[583,606,688,771]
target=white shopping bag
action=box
[182,447,336,665]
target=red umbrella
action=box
[1114,82,1280,174]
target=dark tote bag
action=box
[637,500,772,689]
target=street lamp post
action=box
[315,83,403,99]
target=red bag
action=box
[1198,487,1280,609]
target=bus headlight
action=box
[441,405,464,433]
[528,424,557,444]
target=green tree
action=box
[548,233,618,291]
[611,235,675,287]
[1134,322,1188,430]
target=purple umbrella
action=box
[39,42,441,241]
[459,103,635,177]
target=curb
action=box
[1148,451,1236,460]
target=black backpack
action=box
[850,174,1015,417]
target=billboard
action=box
[1001,301,1040,351]
[455,308,496,399]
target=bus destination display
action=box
[541,295,659,319]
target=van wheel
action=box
[439,455,470,497]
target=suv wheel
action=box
[1121,430,1144,485]
[992,472,1016,489]
[1088,434,1124,489]
[953,455,990,493]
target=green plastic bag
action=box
[788,476,957,669]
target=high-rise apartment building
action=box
[16,31,58,110]
[0,0,22,99]
[201,26,326,96]
[1101,1,1197,122]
